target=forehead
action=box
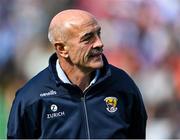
[80,20,100,35]
[68,17,100,37]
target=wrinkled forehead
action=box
[67,17,100,37]
[80,20,101,37]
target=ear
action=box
[54,42,69,58]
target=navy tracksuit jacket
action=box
[7,53,147,139]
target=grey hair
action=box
[48,29,54,44]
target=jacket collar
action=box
[56,59,100,85]
[48,53,111,86]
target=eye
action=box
[97,30,101,37]
[83,33,94,43]
[84,33,93,41]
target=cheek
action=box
[68,43,93,65]
[69,49,81,62]
[68,46,87,64]
[82,45,93,60]
[82,44,93,55]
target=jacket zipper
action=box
[81,95,90,139]
[80,80,97,139]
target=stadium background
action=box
[0,0,180,138]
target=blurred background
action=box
[0,0,180,138]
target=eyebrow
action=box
[80,27,101,42]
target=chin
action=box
[89,61,104,69]
[86,55,104,69]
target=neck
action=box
[68,69,91,91]
[59,58,93,91]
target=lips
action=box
[91,52,102,57]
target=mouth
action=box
[85,48,104,67]
[90,52,102,57]
[88,48,103,57]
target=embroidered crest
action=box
[104,97,118,113]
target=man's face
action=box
[65,18,104,71]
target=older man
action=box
[7,9,147,139]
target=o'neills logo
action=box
[47,111,65,119]
[40,90,57,97]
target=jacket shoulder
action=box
[109,65,140,94]
[15,67,53,105]
[109,65,133,82]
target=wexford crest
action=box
[104,97,118,113]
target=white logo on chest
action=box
[40,90,57,97]
[51,104,58,112]
[47,104,65,119]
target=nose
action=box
[93,35,104,49]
